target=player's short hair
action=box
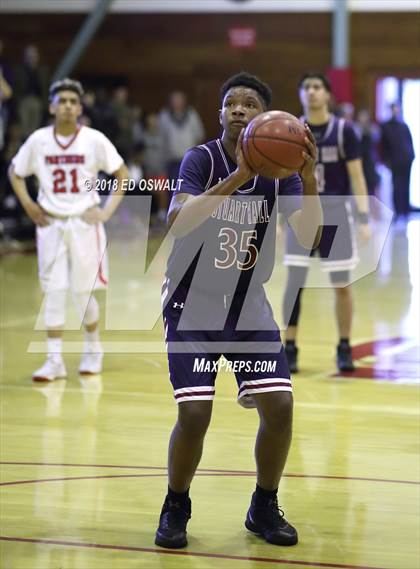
[299,72,331,92]
[49,78,84,102]
[220,72,272,109]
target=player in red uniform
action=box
[9,78,128,380]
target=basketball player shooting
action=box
[155,72,322,549]
[8,78,129,381]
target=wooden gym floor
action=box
[1,214,419,569]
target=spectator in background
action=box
[381,102,415,219]
[14,45,49,137]
[132,105,144,145]
[111,86,133,160]
[2,122,24,173]
[0,40,13,152]
[0,122,29,224]
[337,102,355,121]
[141,111,167,223]
[82,90,102,130]
[127,142,145,185]
[159,90,204,186]
[94,87,117,140]
[356,109,380,196]
[0,40,13,84]
[1,40,18,210]
[0,67,13,152]
[125,142,146,226]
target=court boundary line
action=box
[0,535,391,569]
[0,462,418,486]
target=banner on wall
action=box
[228,27,256,48]
[327,67,353,103]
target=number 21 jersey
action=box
[12,125,123,216]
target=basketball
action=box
[242,110,307,178]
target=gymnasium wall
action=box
[1,11,419,137]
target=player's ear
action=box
[48,103,56,116]
[298,86,305,100]
[326,91,331,107]
[218,109,222,125]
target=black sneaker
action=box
[285,344,298,373]
[155,497,191,549]
[245,493,298,546]
[337,344,355,372]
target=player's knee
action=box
[335,286,351,299]
[72,292,99,326]
[177,401,212,438]
[83,295,99,326]
[44,289,67,328]
[257,392,293,433]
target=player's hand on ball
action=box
[235,129,256,184]
[81,206,107,224]
[358,222,372,243]
[299,124,317,182]
[25,201,50,227]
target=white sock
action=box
[84,327,102,353]
[47,337,63,361]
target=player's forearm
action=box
[102,165,129,221]
[347,160,369,215]
[8,166,33,209]
[168,171,249,238]
[351,172,370,215]
[293,176,323,249]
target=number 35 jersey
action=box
[166,138,303,295]
[12,125,123,216]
